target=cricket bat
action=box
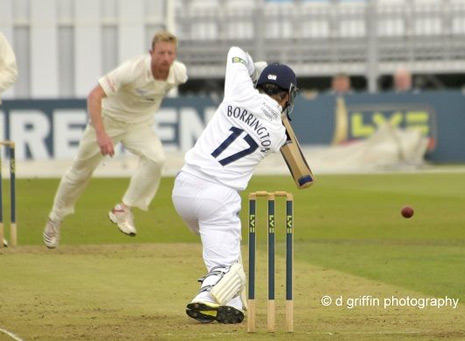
[280,114,315,189]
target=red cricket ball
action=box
[401,206,414,219]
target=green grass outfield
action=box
[1,173,465,340]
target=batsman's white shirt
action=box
[99,54,187,123]
[182,47,286,190]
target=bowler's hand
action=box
[96,132,114,157]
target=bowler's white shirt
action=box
[182,47,286,191]
[99,54,187,123]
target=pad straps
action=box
[197,265,230,293]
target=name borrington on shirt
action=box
[226,102,281,153]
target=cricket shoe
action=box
[43,218,62,249]
[186,301,244,324]
[216,305,245,324]
[186,302,219,323]
[108,204,137,236]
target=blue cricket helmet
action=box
[256,63,297,90]
[256,63,299,115]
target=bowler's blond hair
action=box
[151,31,178,50]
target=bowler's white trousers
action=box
[49,115,166,221]
[172,171,242,272]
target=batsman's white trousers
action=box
[49,116,166,221]
[172,171,242,272]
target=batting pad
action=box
[211,263,246,305]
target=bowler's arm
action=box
[87,84,114,157]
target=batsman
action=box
[172,46,311,324]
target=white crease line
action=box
[0,327,24,341]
